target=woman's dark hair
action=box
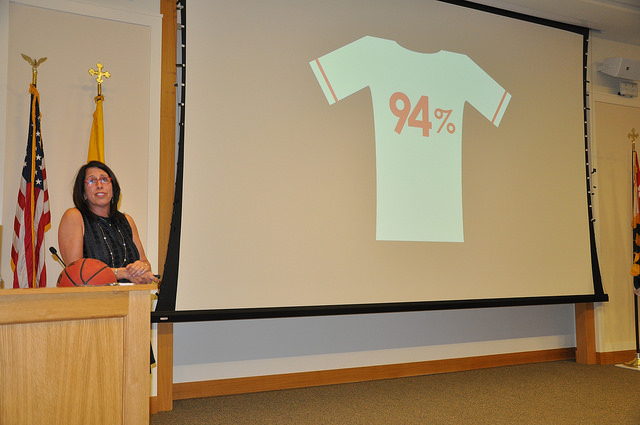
[72,160,124,220]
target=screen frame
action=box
[152,0,607,323]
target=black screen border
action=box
[153,0,607,323]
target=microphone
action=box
[49,246,66,268]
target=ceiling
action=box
[469,0,640,46]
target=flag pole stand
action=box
[624,355,640,368]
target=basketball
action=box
[57,258,117,287]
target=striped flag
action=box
[631,149,640,294]
[87,94,105,162]
[11,84,51,288]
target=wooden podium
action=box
[0,284,156,425]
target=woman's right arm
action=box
[58,208,85,266]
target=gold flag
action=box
[87,94,105,163]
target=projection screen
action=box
[154,0,606,319]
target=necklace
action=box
[96,216,127,267]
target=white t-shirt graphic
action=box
[310,36,511,242]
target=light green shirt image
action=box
[310,36,511,242]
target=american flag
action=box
[11,84,51,288]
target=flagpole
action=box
[628,296,640,366]
[21,54,47,86]
[87,62,110,163]
[88,62,110,96]
[623,128,640,369]
[623,288,640,367]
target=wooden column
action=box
[575,302,597,364]
[156,0,177,413]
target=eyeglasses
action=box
[85,176,112,186]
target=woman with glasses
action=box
[58,160,158,284]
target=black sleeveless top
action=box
[82,211,140,268]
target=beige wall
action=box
[593,100,640,352]
[590,36,640,353]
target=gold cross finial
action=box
[21,54,47,85]
[88,62,111,96]
[630,128,639,151]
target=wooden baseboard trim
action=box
[151,348,637,407]
[596,350,637,365]
[150,396,159,415]
[172,347,575,400]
